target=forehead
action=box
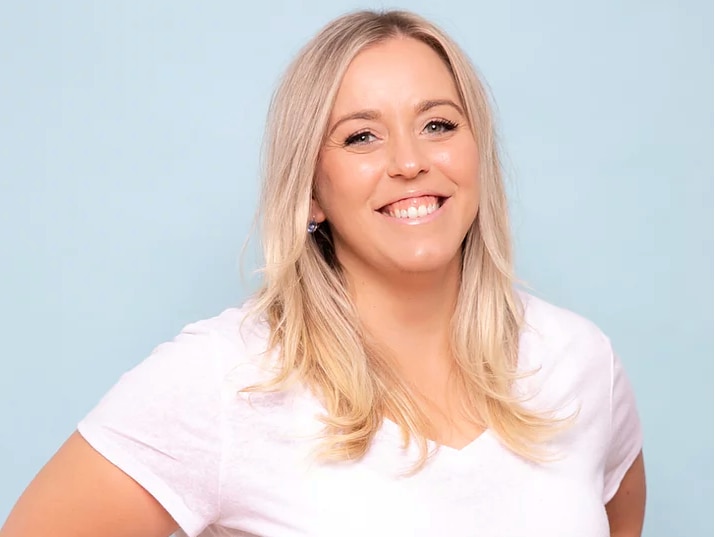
[330,37,460,116]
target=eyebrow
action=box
[415,98,464,115]
[327,98,464,137]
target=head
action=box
[259,10,513,289]
[312,35,480,281]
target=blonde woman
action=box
[1,10,646,537]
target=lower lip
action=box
[377,198,449,225]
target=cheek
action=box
[316,153,385,210]
[432,143,480,188]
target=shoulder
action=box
[123,300,274,397]
[76,301,272,534]
[518,291,612,363]
[173,299,268,346]
[177,300,270,358]
[516,291,614,409]
[519,291,609,350]
[80,299,275,441]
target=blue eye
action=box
[344,131,376,146]
[424,120,458,134]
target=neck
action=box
[343,255,462,376]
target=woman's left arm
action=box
[605,451,646,537]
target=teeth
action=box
[389,203,439,219]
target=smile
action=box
[379,195,447,220]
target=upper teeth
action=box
[389,202,439,219]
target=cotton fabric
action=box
[78,293,642,536]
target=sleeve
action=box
[602,348,643,503]
[77,321,227,537]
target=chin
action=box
[385,247,461,275]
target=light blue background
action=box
[0,1,712,534]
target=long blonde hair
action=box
[249,9,560,466]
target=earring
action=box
[307,219,319,234]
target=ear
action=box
[310,197,327,224]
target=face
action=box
[313,37,480,280]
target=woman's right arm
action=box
[0,431,179,537]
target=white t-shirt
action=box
[78,293,642,537]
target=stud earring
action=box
[307,219,319,234]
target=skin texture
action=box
[0,432,178,537]
[1,36,646,537]
[605,451,647,536]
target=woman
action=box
[1,9,645,537]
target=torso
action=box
[194,377,610,537]
[80,293,635,537]
[192,294,618,536]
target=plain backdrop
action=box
[0,1,712,534]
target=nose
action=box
[386,132,429,180]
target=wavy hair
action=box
[248,9,562,467]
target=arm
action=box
[0,432,178,537]
[605,451,646,537]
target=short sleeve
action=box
[602,348,643,503]
[77,321,228,537]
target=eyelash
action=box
[343,119,459,147]
[344,131,375,146]
[424,119,459,134]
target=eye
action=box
[424,119,459,134]
[344,130,376,146]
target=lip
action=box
[375,190,449,211]
[377,196,450,225]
